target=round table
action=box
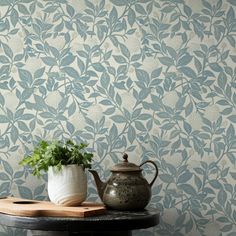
[0,208,159,236]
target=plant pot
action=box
[47,164,87,206]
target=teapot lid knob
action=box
[111,153,141,172]
[123,153,128,162]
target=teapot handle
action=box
[139,160,158,187]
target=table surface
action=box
[0,208,159,232]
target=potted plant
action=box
[20,139,93,206]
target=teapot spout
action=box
[89,169,106,200]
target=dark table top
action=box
[0,208,159,232]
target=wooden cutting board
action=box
[0,197,106,217]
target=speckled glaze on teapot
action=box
[89,154,158,210]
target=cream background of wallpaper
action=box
[0,0,236,235]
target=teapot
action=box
[89,153,158,210]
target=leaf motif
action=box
[159,174,174,183]
[34,67,45,78]
[227,35,235,47]
[111,115,126,123]
[161,123,175,130]
[60,54,75,66]
[202,0,212,9]
[66,4,75,17]
[0,0,10,6]
[209,180,222,189]
[41,57,57,66]
[119,44,130,58]
[230,172,236,180]
[228,0,236,6]
[34,184,45,196]
[110,0,127,6]
[18,186,33,199]
[180,66,197,78]
[128,9,136,26]
[210,63,222,72]
[128,126,135,143]
[0,173,10,180]
[159,57,174,66]
[92,63,105,72]
[0,115,8,123]
[113,55,127,64]
[177,53,192,66]
[184,5,192,17]
[179,184,197,195]
[228,115,236,123]
[18,4,30,14]
[2,160,13,176]
[0,55,10,64]
[178,171,193,183]
[135,69,150,85]
[2,43,13,58]
[63,67,80,79]
[183,121,192,134]
[11,126,19,144]
[0,182,10,195]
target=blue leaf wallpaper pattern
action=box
[0,0,236,235]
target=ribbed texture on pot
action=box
[47,165,87,206]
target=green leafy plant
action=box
[20,140,93,177]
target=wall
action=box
[0,0,236,235]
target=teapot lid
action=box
[111,153,141,172]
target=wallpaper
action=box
[0,0,236,235]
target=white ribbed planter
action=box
[47,164,87,206]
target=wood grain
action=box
[0,197,106,217]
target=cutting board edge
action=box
[0,197,107,218]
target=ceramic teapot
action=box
[89,153,158,210]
